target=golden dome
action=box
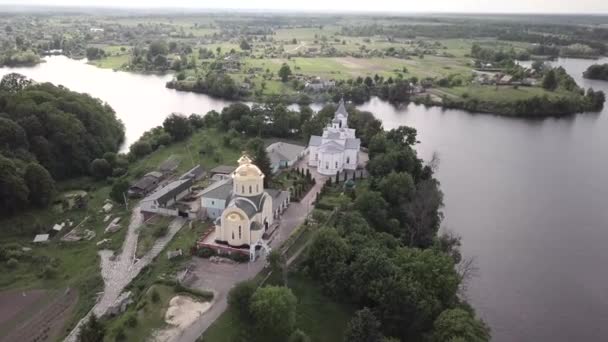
[234,154,264,179]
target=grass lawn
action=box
[202,272,354,342]
[437,85,571,102]
[104,220,212,341]
[136,216,173,258]
[103,284,174,342]
[89,54,130,70]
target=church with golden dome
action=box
[212,154,287,248]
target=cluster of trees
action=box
[227,281,304,342]
[85,47,106,60]
[0,73,125,216]
[166,71,242,99]
[0,49,40,67]
[470,44,522,67]
[322,76,419,104]
[583,64,608,81]
[305,125,490,341]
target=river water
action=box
[2,55,608,341]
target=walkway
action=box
[65,210,185,342]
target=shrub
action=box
[195,247,216,258]
[126,314,138,327]
[153,225,168,238]
[6,258,18,269]
[229,252,250,263]
[151,289,160,303]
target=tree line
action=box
[0,73,125,217]
[583,64,608,81]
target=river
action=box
[2,55,608,341]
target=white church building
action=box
[214,155,274,247]
[307,99,361,175]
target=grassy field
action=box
[202,272,354,342]
[436,84,572,102]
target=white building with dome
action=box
[213,155,277,248]
[307,99,361,175]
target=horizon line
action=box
[1,4,608,16]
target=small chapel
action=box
[307,99,361,175]
[214,155,274,247]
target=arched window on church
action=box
[346,156,350,164]
[232,231,234,240]
[256,184,259,192]
[241,185,244,194]
[239,226,242,239]
[315,153,318,160]
[249,185,252,194]
[325,162,329,169]
[335,161,338,168]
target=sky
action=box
[5,0,608,14]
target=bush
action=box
[126,314,138,327]
[6,258,18,269]
[229,252,250,263]
[40,264,58,279]
[195,247,216,258]
[153,225,168,238]
[151,289,160,303]
[228,280,257,320]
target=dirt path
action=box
[65,210,185,342]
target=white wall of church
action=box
[233,177,263,197]
[308,146,318,167]
[344,149,358,170]
[218,208,250,246]
[318,152,344,175]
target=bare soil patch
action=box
[0,288,78,342]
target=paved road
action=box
[65,210,185,342]
[171,164,327,342]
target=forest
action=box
[0,73,125,216]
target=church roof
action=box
[201,179,233,201]
[233,198,258,218]
[309,135,322,147]
[335,99,349,117]
[345,138,361,149]
[326,131,341,139]
[318,141,345,154]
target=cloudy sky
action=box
[6,0,608,13]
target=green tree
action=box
[278,63,292,82]
[268,249,287,285]
[89,158,112,179]
[432,308,490,342]
[163,113,193,141]
[344,307,384,342]
[0,73,32,92]
[354,190,388,231]
[247,138,273,187]
[110,178,129,204]
[542,69,558,91]
[0,155,29,215]
[250,286,297,340]
[378,172,414,205]
[228,280,257,320]
[308,228,350,294]
[129,140,152,158]
[78,314,105,342]
[288,329,311,342]
[240,39,251,50]
[23,162,55,207]
[0,117,28,150]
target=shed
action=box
[33,234,50,243]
